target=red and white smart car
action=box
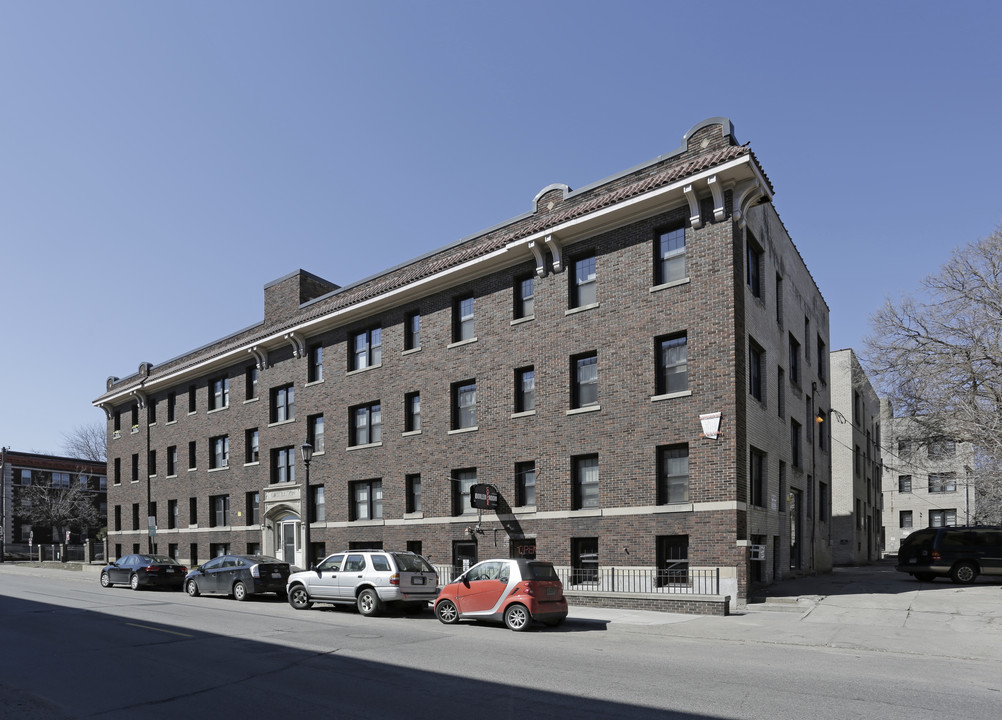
[435,558,568,631]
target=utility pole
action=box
[1,446,7,563]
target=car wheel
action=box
[436,600,459,624]
[100,572,112,588]
[914,573,935,583]
[504,603,531,632]
[357,588,382,617]
[130,574,141,591]
[186,580,200,597]
[288,585,312,610]
[950,561,978,585]
[233,581,248,601]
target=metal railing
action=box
[433,564,719,595]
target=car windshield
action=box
[526,562,559,581]
[392,553,434,572]
[899,529,936,549]
[248,555,284,564]
[146,555,178,565]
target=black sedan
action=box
[100,554,188,591]
[184,554,291,601]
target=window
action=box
[572,455,599,510]
[804,317,811,365]
[245,429,259,464]
[308,343,324,382]
[131,454,138,482]
[113,458,121,485]
[209,376,229,411]
[570,255,596,308]
[351,479,383,521]
[209,435,229,469]
[453,469,477,516]
[515,367,535,413]
[853,391,861,425]
[777,367,785,417]
[211,495,229,527]
[571,537,599,583]
[778,462,787,512]
[188,441,197,470]
[749,341,764,402]
[514,275,535,319]
[406,474,422,513]
[656,535,688,586]
[656,334,688,395]
[309,414,325,453]
[789,335,801,386]
[312,486,325,523]
[131,404,139,428]
[113,506,121,531]
[132,503,140,530]
[928,440,957,458]
[900,510,913,529]
[351,402,382,446]
[929,509,957,528]
[746,236,762,298]
[404,392,421,432]
[167,499,178,530]
[271,447,295,484]
[451,381,477,430]
[167,392,176,422]
[775,274,784,326]
[571,352,598,408]
[148,450,157,477]
[750,448,766,507]
[245,366,258,400]
[405,311,421,350]
[854,444,862,476]
[898,440,911,455]
[188,385,196,413]
[657,445,689,504]
[244,492,260,525]
[516,461,536,507]
[655,226,686,285]
[928,473,957,493]
[453,296,475,342]
[167,446,177,476]
[791,419,802,468]
[817,336,827,382]
[898,475,912,493]
[271,384,294,423]
[148,398,158,425]
[114,409,121,432]
[350,327,382,370]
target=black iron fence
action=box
[434,564,719,595]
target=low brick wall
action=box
[566,591,730,616]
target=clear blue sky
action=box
[2,1,1000,456]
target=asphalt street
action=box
[1,559,1000,718]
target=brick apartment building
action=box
[0,448,107,554]
[879,400,976,555]
[829,349,883,564]
[94,118,832,604]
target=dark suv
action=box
[896,526,1002,584]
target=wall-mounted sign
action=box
[469,483,499,510]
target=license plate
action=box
[412,576,425,585]
[272,572,282,578]
[166,568,175,573]
[908,558,917,564]
[546,587,556,596]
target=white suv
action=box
[286,550,439,616]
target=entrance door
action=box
[279,521,298,565]
[789,489,802,570]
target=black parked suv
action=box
[896,526,1002,584]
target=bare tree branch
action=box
[61,423,107,463]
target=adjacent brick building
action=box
[94,118,832,604]
[829,349,883,564]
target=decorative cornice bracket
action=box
[284,332,306,358]
[707,175,726,222]
[733,180,766,229]
[544,234,563,274]
[249,346,268,370]
[528,239,547,278]
[131,390,147,409]
[683,185,702,229]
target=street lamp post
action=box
[300,443,313,570]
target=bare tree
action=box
[864,225,1002,525]
[62,423,107,463]
[16,476,103,543]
